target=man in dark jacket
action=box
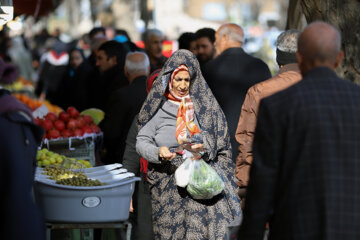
[0,66,45,239]
[203,23,271,162]
[238,21,360,240]
[94,40,128,111]
[195,27,216,69]
[100,51,150,164]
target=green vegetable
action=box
[186,159,224,199]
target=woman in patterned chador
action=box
[136,49,241,239]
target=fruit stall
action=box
[31,106,140,239]
[4,82,140,239]
[34,106,102,167]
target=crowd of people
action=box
[2,19,360,240]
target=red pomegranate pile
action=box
[35,106,101,139]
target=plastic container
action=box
[34,177,140,223]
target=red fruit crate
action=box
[40,133,103,166]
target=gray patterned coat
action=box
[136,49,241,240]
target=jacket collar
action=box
[131,75,147,84]
[279,63,300,74]
[303,66,338,80]
[220,47,244,56]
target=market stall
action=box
[1,74,139,239]
[31,107,140,240]
[35,164,139,240]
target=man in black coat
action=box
[0,88,45,240]
[203,23,271,162]
[238,21,360,240]
[94,40,129,111]
[194,27,216,70]
[100,51,150,164]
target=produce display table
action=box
[45,221,132,240]
[35,164,139,240]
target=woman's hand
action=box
[158,146,176,161]
[191,143,204,150]
[190,143,205,160]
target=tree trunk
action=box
[300,0,360,83]
[65,0,81,38]
[111,0,139,41]
[286,0,306,30]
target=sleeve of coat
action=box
[238,98,281,240]
[122,115,141,175]
[235,86,260,187]
[136,114,161,164]
[0,114,45,240]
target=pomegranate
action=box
[45,112,57,122]
[48,129,60,139]
[54,120,65,131]
[41,119,53,131]
[67,106,79,118]
[59,111,70,122]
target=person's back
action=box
[235,30,302,192]
[261,67,360,239]
[239,21,360,240]
[100,52,150,164]
[203,23,271,161]
[35,38,69,106]
[0,64,45,240]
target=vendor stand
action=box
[35,164,140,240]
[31,105,138,239]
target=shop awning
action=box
[13,0,63,18]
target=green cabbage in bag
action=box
[186,159,224,199]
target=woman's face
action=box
[172,70,190,97]
[70,50,84,69]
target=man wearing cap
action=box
[235,29,302,199]
[238,21,360,240]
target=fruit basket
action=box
[34,164,140,223]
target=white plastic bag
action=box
[175,157,193,187]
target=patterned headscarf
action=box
[137,49,231,160]
[165,64,200,144]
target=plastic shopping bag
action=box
[175,157,193,187]
[186,159,224,199]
